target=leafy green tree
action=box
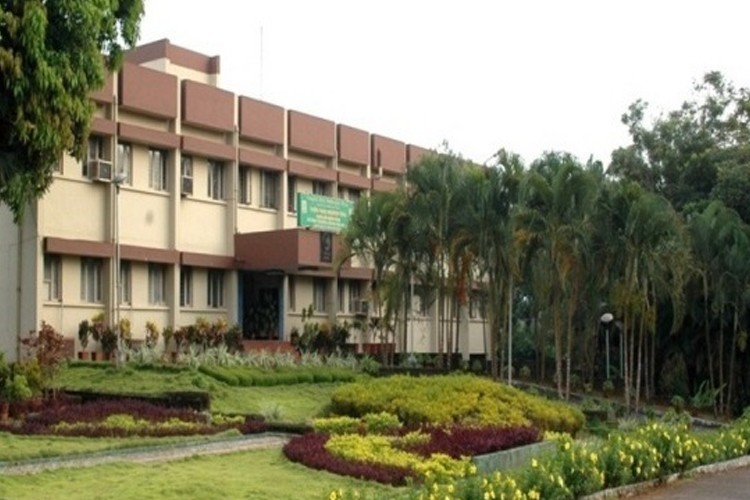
[517,152,596,398]
[0,0,144,222]
[611,72,750,218]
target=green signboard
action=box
[297,193,354,233]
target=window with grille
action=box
[116,143,132,185]
[207,160,225,200]
[43,254,61,302]
[180,266,192,307]
[287,175,297,212]
[239,166,251,205]
[313,278,327,313]
[80,258,103,303]
[149,148,168,191]
[208,270,224,308]
[261,170,278,209]
[119,261,131,304]
[83,136,104,177]
[148,263,166,305]
[313,180,328,196]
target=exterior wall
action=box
[0,205,41,361]
[0,38,489,359]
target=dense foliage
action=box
[0,0,144,221]
[330,375,584,433]
[342,74,750,414]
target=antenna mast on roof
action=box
[259,25,264,98]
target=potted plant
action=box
[78,319,91,360]
[89,312,107,361]
[99,327,118,361]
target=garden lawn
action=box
[56,365,340,422]
[0,448,398,500]
[0,431,242,462]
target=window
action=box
[313,181,328,196]
[181,155,193,178]
[116,143,132,185]
[119,261,131,304]
[208,270,224,308]
[43,254,61,301]
[239,166,251,205]
[207,160,225,200]
[348,189,361,203]
[181,155,193,196]
[80,258,103,303]
[348,281,362,313]
[313,278,327,313]
[260,170,278,209]
[149,148,167,191]
[148,263,166,305]
[288,275,296,311]
[180,266,192,307]
[287,175,297,212]
[83,136,104,177]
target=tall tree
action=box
[517,152,596,398]
[0,0,144,222]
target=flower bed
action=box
[283,423,540,486]
[328,411,750,499]
[0,399,269,438]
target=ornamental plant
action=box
[331,374,584,433]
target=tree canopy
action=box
[0,0,144,222]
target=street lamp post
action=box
[600,312,614,381]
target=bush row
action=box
[330,411,750,499]
[197,365,356,387]
[330,374,584,433]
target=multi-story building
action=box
[0,39,488,361]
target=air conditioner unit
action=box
[88,159,113,182]
[181,175,193,197]
[352,298,369,316]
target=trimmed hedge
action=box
[197,365,355,387]
[330,374,585,434]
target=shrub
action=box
[20,322,66,391]
[331,375,584,433]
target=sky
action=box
[139,0,750,166]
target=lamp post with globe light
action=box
[600,312,614,381]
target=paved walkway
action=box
[635,464,750,499]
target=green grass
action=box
[0,448,399,500]
[56,365,341,422]
[0,430,242,462]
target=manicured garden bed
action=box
[330,374,585,433]
[0,399,266,438]
[284,423,541,486]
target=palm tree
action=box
[338,191,402,361]
[516,152,596,398]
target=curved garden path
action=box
[0,433,289,476]
[634,463,750,499]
